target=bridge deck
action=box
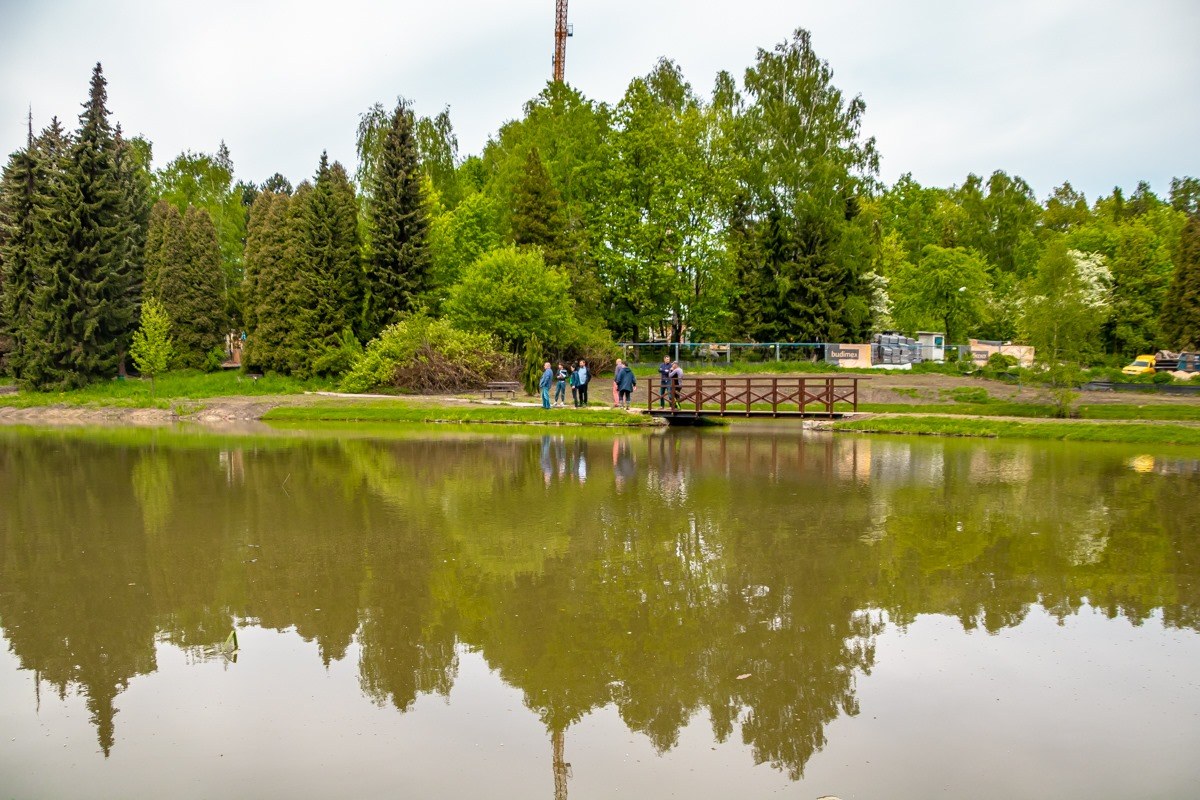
[648,375,862,421]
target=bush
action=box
[340,315,516,394]
[980,352,1018,377]
[1085,367,1128,384]
[1152,371,1174,384]
[570,329,619,374]
[950,386,991,404]
[446,246,572,350]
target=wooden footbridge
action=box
[648,376,862,423]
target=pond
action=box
[1,424,1198,798]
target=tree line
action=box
[3,31,1200,390]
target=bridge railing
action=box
[647,376,861,417]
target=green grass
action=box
[833,416,1200,446]
[264,402,660,427]
[0,370,330,409]
[857,402,1200,421]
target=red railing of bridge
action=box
[647,375,861,417]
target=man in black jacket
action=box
[658,354,672,408]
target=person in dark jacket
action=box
[658,354,672,408]
[554,362,568,407]
[615,361,637,408]
[576,360,591,406]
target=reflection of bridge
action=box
[648,376,862,421]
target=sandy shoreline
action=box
[0,396,299,428]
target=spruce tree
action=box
[0,119,43,379]
[1162,215,1200,350]
[510,146,568,258]
[18,120,72,388]
[111,126,152,373]
[363,101,430,340]
[30,64,133,387]
[297,154,361,374]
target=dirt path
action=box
[0,395,312,428]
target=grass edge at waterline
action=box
[832,415,1200,446]
[263,402,662,427]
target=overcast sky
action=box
[2,0,1197,202]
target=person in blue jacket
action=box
[615,361,637,409]
[539,362,553,409]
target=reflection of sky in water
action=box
[3,604,1197,799]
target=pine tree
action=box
[1162,215,1200,349]
[363,101,430,340]
[296,154,361,375]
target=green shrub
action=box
[1152,371,1174,384]
[340,315,516,394]
[980,352,1019,380]
[1085,367,1128,384]
[986,353,1018,371]
[558,326,619,374]
[950,386,991,404]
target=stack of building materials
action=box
[870,333,919,367]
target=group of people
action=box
[538,354,684,410]
[539,359,593,409]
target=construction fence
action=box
[618,340,1034,369]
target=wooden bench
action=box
[483,381,521,399]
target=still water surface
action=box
[1,424,1198,798]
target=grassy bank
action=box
[0,371,328,408]
[859,402,1200,421]
[834,415,1200,446]
[264,402,660,427]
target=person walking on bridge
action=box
[658,354,672,408]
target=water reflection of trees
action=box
[1,428,1198,780]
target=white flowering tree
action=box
[1021,240,1106,415]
